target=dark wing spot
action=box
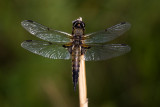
[84,46,91,49]
[62,44,65,47]
[26,40,32,42]
[27,20,33,23]
[47,27,50,31]
[48,42,52,45]
[121,44,127,46]
[87,46,91,49]
[121,22,126,24]
[105,29,108,31]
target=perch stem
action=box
[79,55,88,107]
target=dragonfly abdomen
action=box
[72,46,81,91]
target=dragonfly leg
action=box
[63,43,73,54]
[81,44,91,55]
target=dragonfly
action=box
[21,17,131,91]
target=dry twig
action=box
[79,55,88,107]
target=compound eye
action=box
[81,23,85,27]
[73,22,77,26]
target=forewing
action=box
[84,44,131,61]
[21,20,71,43]
[85,22,131,43]
[21,40,70,59]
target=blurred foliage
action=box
[0,0,160,107]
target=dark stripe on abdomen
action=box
[72,48,80,91]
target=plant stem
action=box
[79,55,88,107]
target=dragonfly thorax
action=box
[72,39,82,46]
[73,29,84,36]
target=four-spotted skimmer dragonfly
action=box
[21,17,131,91]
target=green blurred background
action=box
[0,0,160,107]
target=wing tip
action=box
[120,22,131,29]
[21,40,33,47]
[120,21,130,24]
[21,41,26,48]
[127,45,131,52]
[121,44,131,52]
[21,20,34,27]
[21,20,33,23]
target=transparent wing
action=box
[21,20,71,43]
[21,40,70,59]
[84,22,131,44]
[84,44,131,61]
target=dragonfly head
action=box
[72,17,85,30]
